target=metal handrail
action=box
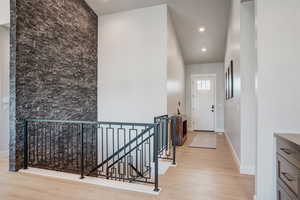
[154,115,168,121]
[25,119,154,127]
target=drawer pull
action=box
[280,148,294,155]
[282,172,296,182]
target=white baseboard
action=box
[215,129,224,133]
[240,165,255,175]
[189,128,225,133]
[224,134,256,175]
[20,168,160,195]
[0,150,8,158]
[224,133,240,170]
[151,160,173,175]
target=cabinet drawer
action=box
[277,138,300,168]
[277,154,300,196]
[278,183,295,200]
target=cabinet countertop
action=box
[275,133,300,146]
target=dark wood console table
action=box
[171,115,187,146]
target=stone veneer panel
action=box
[10,0,98,172]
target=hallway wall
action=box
[186,63,225,132]
[167,12,186,116]
[255,0,300,199]
[0,0,9,25]
[99,5,186,123]
[224,0,257,176]
[0,27,9,154]
[240,1,257,175]
[98,5,168,123]
[224,0,241,163]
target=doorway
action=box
[191,74,216,131]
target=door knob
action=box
[211,105,215,112]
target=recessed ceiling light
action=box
[201,47,207,52]
[198,27,206,33]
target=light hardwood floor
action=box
[0,132,254,200]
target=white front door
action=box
[191,75,215,131]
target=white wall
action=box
[224,0,257,176]
[255,0,300,199]
[98,5,168,123]
[0,26,9,153]
[167,12,186,116]
[0,0,9,25]
[224,0,241,161]
[240,1,257,175]
[186,63,225,132]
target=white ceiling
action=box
[85,0,231,65]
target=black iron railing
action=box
[23,120,99,175]
[154,115,177,165]
[86,122,159,189]
[22,119,162,191]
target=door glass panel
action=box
[197,80,211,90]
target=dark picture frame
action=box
[225,71,228,99]
[225,60,234,100]
[228,67,231,98]
[230,60,234,98]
